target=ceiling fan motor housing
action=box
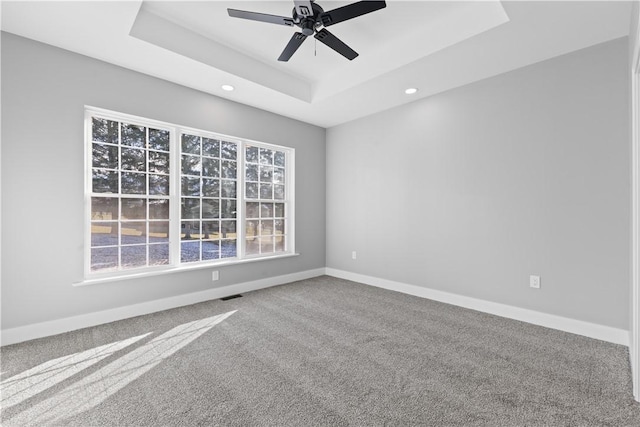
[293,2,324,35]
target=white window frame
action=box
[83,106,295,283]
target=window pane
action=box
[246,164,258,181]
[202,158,220,177]
[181,221,200,240]
[149,174,169,196]
[220,239,237,258]
[275,219,285,235]
[260,202,273,218]
[182,155,201,176]
[222,160,236,179]
[274,151,286,167]
[274,185,285,200]
[202,199,220,219]
[246,183,258,199]
[149,200,169,219]
[121,222,147,245]
[221,220,236,237]
[202,178,220,197]
[92,197,118,220]
[93,117,119,144]
[122,245,147,268]
[221,200,236,219]
[121,123,145,148]
[261,220,274,235]
[202,138,220,157]
[202,241,220,261]
[275,203,285,218]
[91,247,118,272]
[121,148,146,172]
[91,222,118,247]
[246,220,258,255]
[275,237,285,252]
[181,198,200,219]
[149,151,169,174]
[260,166,273,183]
[202,221,220,239]
[221,141,236,160]
[181,241,200,263]
[92,143,118,169]
[260,183,272,199]
[121,198,146,220]
[182,176,201,197]
[260,237,274,254]
[246,220,258,238]
[274,167,285,184]
[121,172,146,194]
[221,180,236,198]
[149,244,169,266]
[182,134,200,155]
[260,148,273,165]
[246,146,259,163]
[246,239,259,255]
[149,221,169,242]
[149,128,169,151]
[246,202,259,219]
[92,169,118,193]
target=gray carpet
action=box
[1,275,639,426]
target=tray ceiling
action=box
[1,1,633,127]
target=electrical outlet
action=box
[212,271,219,281]
[530,275,541,289]
[352,251,357,260]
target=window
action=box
[179,133,238,263]
[244,144,288,256]
[89,117,171,272]
[86,108,294,278]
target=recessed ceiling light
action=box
[405,88,418,95]
[221,84,234,91]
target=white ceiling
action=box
[0,1,633,128]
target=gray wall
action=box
[1,33,326,329]
[326,37,630,329]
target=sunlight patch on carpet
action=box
[2,310,236,425]
[1,333,152,408]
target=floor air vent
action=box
[220,294,243,301]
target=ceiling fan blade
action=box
[278,32,308,62]
[320,1,386,27]
[293,0,314,18]
[228,9,294,27]
[314,28,358,60]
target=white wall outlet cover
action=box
[530,275,541,289]
[212,271,220,281]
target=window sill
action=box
[73,252,300,287]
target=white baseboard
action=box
[0,268,325,346]
[325,268,629,347]
[2,267,629,348]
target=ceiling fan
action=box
[227,1,387,62]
